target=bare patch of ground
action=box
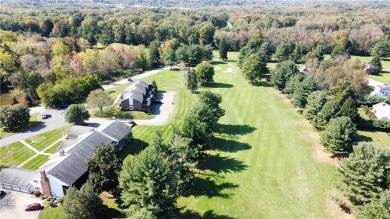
[223,68,233,73]
[326,190,354,219]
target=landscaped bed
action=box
[92,107,155,120]
[0,141,35,167]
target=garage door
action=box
[12,185,21,191]
[21,187,30,193]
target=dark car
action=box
[25,203,41,211]
[151,99,163,104]
[0,191,6,199]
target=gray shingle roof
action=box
[0,168,36,188]
[97,120,132,141]
[67,125,95,138]
[48,132,113,185]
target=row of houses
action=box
[0,120,132,197]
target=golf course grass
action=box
[128,52,341,218]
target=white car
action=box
[41,111,47,119]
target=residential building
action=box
[120,80,155,111]
[372,102,390,120]
[0,120,132,197]
[370,84,390,97]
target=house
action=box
[370,84,390,97]
[119,80,155,112]
[372,102,390,120]
[0,120,132,197]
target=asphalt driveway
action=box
[0,189,44,219]
[0,108,68,147]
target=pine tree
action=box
[320,117,357,154]
[292,76,318,108]
[312,100,340,130]
[337,142,390,206]
[340,97,358,121]
[328,78,354,105]
[119,146,178,217]
[218,38,228,60]
[303,91,328,121]
[271,60,299,90]
[357,190,390,219]
[284,74,304,98]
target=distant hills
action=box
[0,0,385,9]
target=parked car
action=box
[40,111,47,119]
[0,190,6,199]
[151,99,163,104]
[25,203,41,211]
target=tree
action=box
[180,111,210,147]
[331,45,349,58]
[65,104,90,125]
[199,23,215,45]
[149,40,160,68]
[86,89,113,114]
[303,91,328,120]
[371,41,390,58]
[256,42,272,62]
[203,45,213,61]
[320,117,357,154]
[284,74,304,98]
[337,142,390,206]
[357,190,390,219]
[328,78,354,105]
[274,43,293,62]
[87,142,122,194]
[0,104,30,132]
[152,80,158,92]
[370,56,383,73]
[120,146,178,218]
[292,76,318,108]
[312,100,340,131]
[218,38,228,60]
[241,54,268,84]
[62,183,104,219]
[10,96,18,105]
[196,61,215,86]
[164,48,176,69]
[291,44,307,63]
[186,68,198,93]
[198,91,225,131]
[340,97,358,121]
[187,45,203,66]
[271,60,299,90]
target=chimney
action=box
[59,150,65,157]
[40,170,52,196]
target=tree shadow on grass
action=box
[212,137,251,152]
[121,139,148,159]
[211,61,227,65]
[182,176,239,199]
[209,82,234,89]
[179,209,237,219]
[102,205,126,218]
[355,133,373,142]
[198,153,248,174]
[252,81,272,87]
[217,124,256,136]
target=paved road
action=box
[102,67,168,90]
[0,109,68,147]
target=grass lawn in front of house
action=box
[22,154,49,170]
[0,141,35,168]
[24,127,68,151]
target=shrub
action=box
[0,104,30,132]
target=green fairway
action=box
[0,141,35,168]
[127,52,341,218]
[22,154,49,170]
[25,127,68,151]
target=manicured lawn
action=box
[43,141,63,154]
[22,154,49,170]
[0,112,40,138]
[38,206,63,219]
[106,83,129,102]
[25,127,68,151]
[0,141,35,168]
[358,130,390,148]
[126,52,340,218]
[92,107,155,120]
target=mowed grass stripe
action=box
[0,141,36,167]
[22,154,49,170]
[25,127,68,151]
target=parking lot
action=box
[0,189,44,219]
